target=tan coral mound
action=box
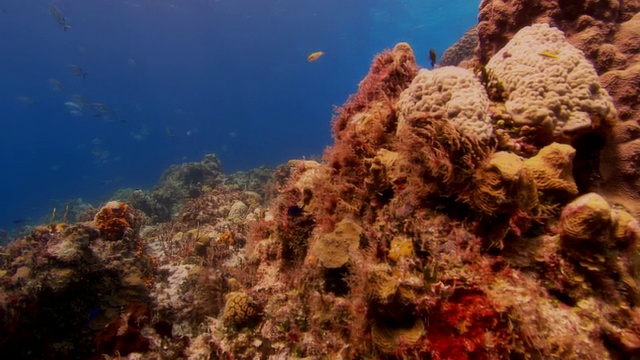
[524,142,579,198]
[372,319,424,355]
[397,66,494,141]
[471,151,538,214]
[487,24,617,144]
[559,193,613,243]
[311,219,362,269]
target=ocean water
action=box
[0,0,477,233]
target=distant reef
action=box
[2,1,640,358]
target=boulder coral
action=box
[523,142,579,199]
[476,0,640,225]
[397,66,494,142]
[559,193,640,305]
[393,66,492,208]
[440,25,479,67]
[470,151,538,215]
[486,24,617,144]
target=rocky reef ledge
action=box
[3,7,640,360]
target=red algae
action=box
[426,289,510,359]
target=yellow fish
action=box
[307,51,324,62]
[539,51,558,59]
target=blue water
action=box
[0,0,477,231]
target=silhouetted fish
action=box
[88,306,101,323]
[13,219,26,224]
[68,64,87,78]
[90,102,111,113]
[50,4,70,31]
[48,78,64,92]
[429,49,437,69]
[287,205,305,217]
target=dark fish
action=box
[48,78,64,92]
[13,219,26,224]
[68,64,87,78]
[154,320,173,338]
[88,306,101,323]
[287,205,305,217]
[50,4,70,31]
[429,49,437,69]
[0,7,7,14]
[90,102,111,113]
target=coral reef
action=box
[4,5,640,358]
[114,154,225,223]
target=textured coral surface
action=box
[487,24,617,144]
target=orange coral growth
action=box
[218,230,234,246]
[94,201,135,241]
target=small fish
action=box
[287,205,305,217]
[64,101,82,110]
[71,94,90,107]
[15,96,35,105]
[539,51,558,59]
[90,102,111,113]
[166,128,176,137]
[13,219,26,224]
[88,306,102,323]
[50,4,70,31]
[48,78,64,92]
[307,51,324,62]
[68,64,87,78]
[0,7,7,14]
[429,48,437,69]
[68,110,82,117]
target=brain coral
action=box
[222,291,256,327]
[396,66,493,141]
[486,24,617,144]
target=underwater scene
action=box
[3,0,640,359]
